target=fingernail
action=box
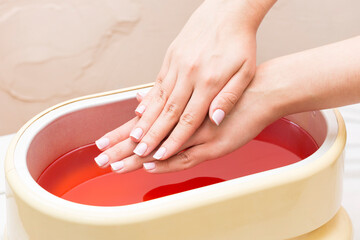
[95,137,110,150]
[135,105,146,115]
[212,109,225,126]
[133,142,147,156]
[143,162,156,170]
[130,128,143,140]
[153,147,166,160]
[94,154,109,167]
[111,161,124,172]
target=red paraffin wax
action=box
[37,118,318,206]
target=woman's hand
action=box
[121,0,278,162]
[94,62,282,172]
[95,35,360,173]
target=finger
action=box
[143,143,220,173]
[129,69,178,142]
[133,80,193,157]
[110,133,199,174]
[150,89,211,160]
[136,91,147,103]
[133,48,172,117]
[110,154,145,173]
[94,138,136,168]
[209,61,255,126]
[95,117,138,151]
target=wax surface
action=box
[37,118,318,206]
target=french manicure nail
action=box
[153,147,166,160]
[95,137,110,150]
[143,162,156,170]
[130,128,143,140]
[133,142,147,156]
[94,154,109,167]
[111,161,124,172]
[135,105,146,115]
[212,109,225,126]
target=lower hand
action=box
[94,62,282,173]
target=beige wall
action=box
[257,0,360,63]
[0,0,359,134]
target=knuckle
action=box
[178,151,193,170]
[218,92,239,108]
[168,134,181,146]
[242,61,256,79]
[155,72,166,85]
[156,75,164,85]
[164,102,180,119]
[243,67,254,79]
[180,112,196,127]
[182,61,199,78]
[155,85,167,103]
[202,74,220,87]
[185,60,199,73]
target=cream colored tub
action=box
[4,84,352,239]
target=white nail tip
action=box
[153,147,166,160]
[135,105,146,115]
[94,154,109,167]
[95,138,110,150]
[133,142,147,156]
[143,162,156,170]
[111,161,124,171]
[130,128,143,140]
[212,109,225,126]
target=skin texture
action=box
[120,0,277,161]
[95,36,360,173]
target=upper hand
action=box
[126,0,257,161]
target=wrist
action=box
[252,60,295,121]
[204,0,277,32]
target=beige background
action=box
[0,0,359,134]
[0,0,360,237]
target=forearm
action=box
[256,36,360,117]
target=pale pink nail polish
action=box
[94,154,109,167]
[135,105,146,115]
[111,161,124,172]
[153,147,166,160]
[130,128,143,140]
[143,162,156,170]
[133,142,147,156]
[95,137,110,150]
[212,109,225,126]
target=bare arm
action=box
[257,35,360,118]
[95,36,360,173]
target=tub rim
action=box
[4,83,346,225]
